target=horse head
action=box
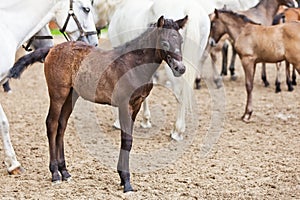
[155,15,188,77]
[55,0,98,46]
[209,9,260,46]
[209,9,228,46]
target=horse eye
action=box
[172,34,178,38]
[82,7,90,13]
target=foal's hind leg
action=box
[46,87,72,183]
[285,61,294,92]
[229,45,237,81]
[57,89,79,181]
[261,63,269,87]
[221,41,228,76]
[292,66,297,85]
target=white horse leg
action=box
[0,104,22,174]
[140,98,152,128]
[164,65,186,141]
[171,101,185,141]
[113,107,121,129]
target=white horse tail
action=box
[181,4,210,111]
[8,47,51,79]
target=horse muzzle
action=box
[77,34,98,46]
[166,55,186,77]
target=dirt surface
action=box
[0,36,299,199]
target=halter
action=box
[59,0,97,41]
[22,35,53,52]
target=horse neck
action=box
[222,16,248,43]
[3,0,54,48]
[116,28,162,78]
[255,0,282,18]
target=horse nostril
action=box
[179,67,185,74]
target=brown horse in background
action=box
[210,9,300,122]
[212,0,295,85]
[273,7,300,91]
[8,16,187,192]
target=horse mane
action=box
[218,9,261,25]
[114,19,179,53]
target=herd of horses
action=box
[1,0,300,193]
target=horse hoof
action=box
[63,176,72,182]
[52,180,61,185]
[8,166,25,175]
[288,87,294,92]
[275,88,281,93]
[230,75,238,81]
[241,115,251,123]
[123,182,134,193]
[171,132,183,141]
[113,121,121,129]
[264,81,270,87]
[214,77,223,89]
[140,121,152,129]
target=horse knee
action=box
[121,139,132,151]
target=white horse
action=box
[0,0,98,175]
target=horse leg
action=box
[285,61,294,92]
[292,65,297,85]
[117,104,137,192]
[241,58,256,122]
[275,62,282,93]
[140,98,151,128]
[209,48,223,89]
[57,89,79,181]
[261,63,269,87]
[0,104,24,174]
[2,81,11,93]
[112,107,121,129]
[46,87,71,183]
[221,42,228,76]
[229,45,237,81]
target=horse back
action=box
[44,41,94,92]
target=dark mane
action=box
[115,19,179,54]
[218,9,261,25]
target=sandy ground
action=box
[0,36,299,199]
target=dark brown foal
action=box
[9,16,188,192]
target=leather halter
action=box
[22,35,53,52]
[59,0,97,41]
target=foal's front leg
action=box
[241,59,256,122]
[117,105,135,192]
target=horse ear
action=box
[176,15,188,29]
[157,16,165,28]
[214,9,219,18]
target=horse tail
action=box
[272,13,285,25]
[181,5,210,111]
[8,47,51,79]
